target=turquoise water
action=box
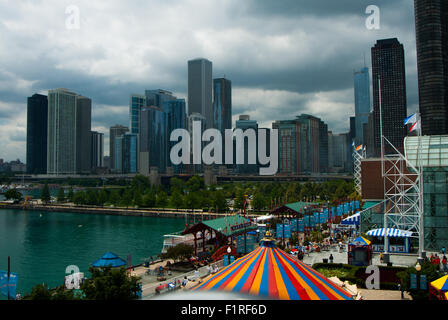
[0,208,185,298]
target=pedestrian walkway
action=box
[302,244,419,268]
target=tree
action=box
[73,191,86,205]
[213,191,228,212]
[120,188,133,208]
[56,188,65,203]
[97,189,108,207]
[133,189,143,207]
[22,283,78,300]
[67,187,74,202]
[251,192,266,212]
[170,190,184,209]
[234,191,246,212]
[40,184,51,204]
[156,191,169,208]
[80,266,140,300]
[4,188,23,201]
[142,191,156,208]
[170,177,185,194]
[397,260,443,300]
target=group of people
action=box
[429,253,447,272]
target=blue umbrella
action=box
[92,252,127,268]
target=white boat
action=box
[161,232,196,254]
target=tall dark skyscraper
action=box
[415,0,448,135]
[26,94,48,174]
[188,58,213,129]
[371,38,407,156]
[213,78,232,134]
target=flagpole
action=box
[7,256,10,300]
[417,112,425,262]
[379,74,389,258]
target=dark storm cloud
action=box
[0,0,419,160]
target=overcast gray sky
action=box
[0,0,417,161]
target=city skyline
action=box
[0,1,418,161]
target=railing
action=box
[141,259,224,299]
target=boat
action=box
[161,232,196,254]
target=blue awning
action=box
[341,212,360,225]
[366,228,413,238]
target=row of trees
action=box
[35,175,357,213]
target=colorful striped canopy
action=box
[191,243,353,300]
[431,275,448,292]
[366,228,413,238]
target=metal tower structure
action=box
[379,74,424,261]
[353,145,366,196]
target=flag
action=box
[351,141,355,149]
[356,144,363,151]
[404,113,417,126]
[409,120,421,133]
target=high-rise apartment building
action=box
[188,58,213,129]
[414,0,448,135]
[26,93,48,174]
[47,88,91,174]
[371,38,407,156]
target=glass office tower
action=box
[354,67,371,146]
[139,106,168,174]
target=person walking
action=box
[379,252,384,264]
[442,255,447,273]
[329,254,334,264]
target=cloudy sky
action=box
[0,0,417,161]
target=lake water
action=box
[0,208,185,298]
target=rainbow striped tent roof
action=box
[431,275,448,292]
[191,242,353,300]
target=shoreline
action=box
[0,203,261,220]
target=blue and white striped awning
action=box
[366,228,413,238]
[341,212,360,225]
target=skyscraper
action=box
[145,89,176,108]
[188,58,213,129]
[129,94,146,134]
[115,133,138,174]
[163,99,187,173]
[139,106,168,174]
[213,78,232,134]
[91,131,104,169]
[26,93,48,174]
[235,115,258,174]
[371,38,407,156]
[47,89,92,174]
[414,0,448,135]
[354,67,371,145]
[109,124,129,171]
